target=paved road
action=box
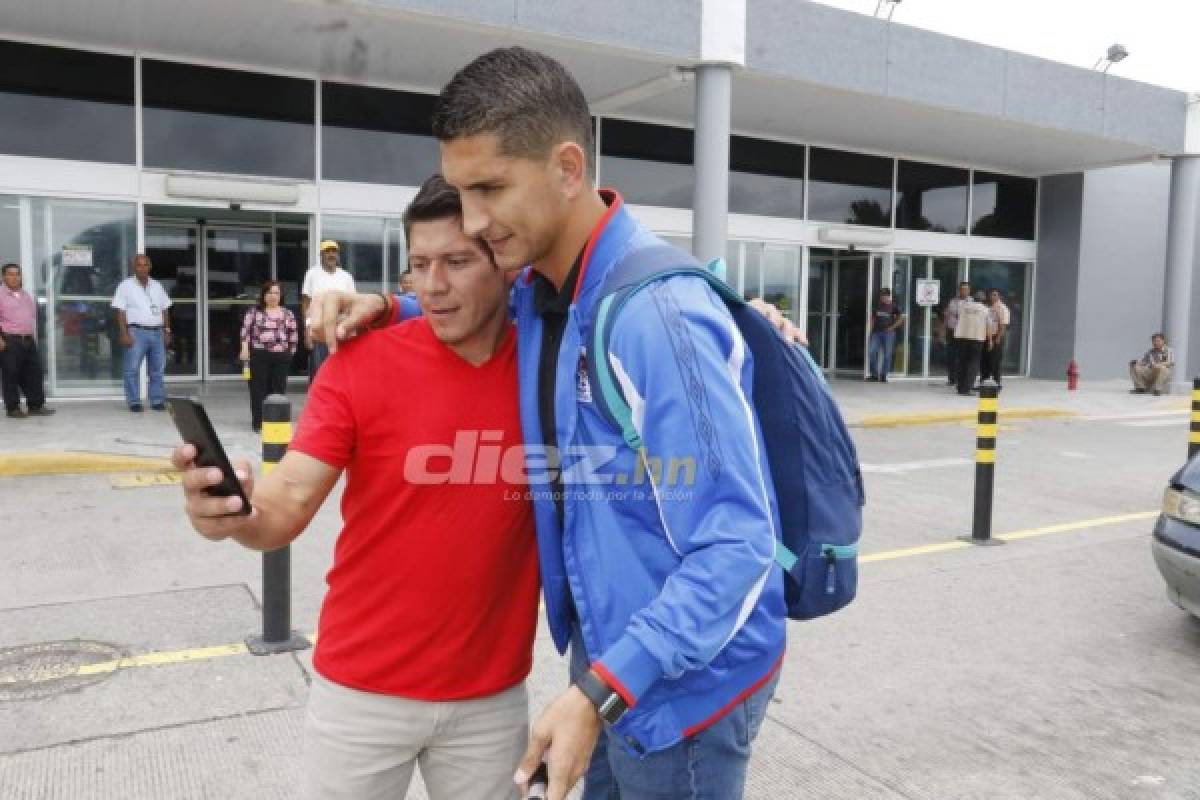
[1,381,1197,799]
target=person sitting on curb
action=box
[1130,333,1174,396]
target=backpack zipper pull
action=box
[823,547,837,595]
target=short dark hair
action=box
[403,174,465,242]
[432,47,595,179]
[1,263,19,276]
[880,287,892,295]
[959,281,970,289]
[1152,332,1166,341]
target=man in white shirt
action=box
[982,288,1011,388]
[953,292,989,396]
[112,254,172,412]
[301,240,356,379]
[941,281,970,386]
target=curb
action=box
[0,452,175,478]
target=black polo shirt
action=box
[533,256,581,527]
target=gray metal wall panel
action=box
[1030,173,1084,379]
[747,0,887,94]
[517,0,699,58]
[1003,53,1105,134]
[884,25,1005,117]
[1102,79,1188,154]
[359,0,517,27]
[1075,163,1172,379]
[745,0,1187,156]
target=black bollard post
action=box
[1190,378,1199,462]
[246,394,310,656]
[960,381,1005,546]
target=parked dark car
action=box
[1152,454,1200,618]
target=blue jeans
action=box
[868,330,896,379]
[308,341,330,382]
[123,327,166,408]
[570,628,779,800]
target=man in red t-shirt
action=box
[172,175,537,800]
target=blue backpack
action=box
[586,244,865,620]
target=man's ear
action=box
[553,141,589,199]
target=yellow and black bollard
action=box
[1190,377,1199,461]
[246,394,310,656]
[961,381,1005,546]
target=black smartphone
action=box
[166,396,252,515]
[526,763,549,800]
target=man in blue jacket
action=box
[432,48,786,800]
[311,47,788,800]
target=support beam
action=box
[1163,155,1199,391]
[692,64,732,265]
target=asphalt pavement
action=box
[1,376,1197,799]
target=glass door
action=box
[807,250,834,368]
[834,251,870,375]
[145,224,201,380]
[204,228,270,378]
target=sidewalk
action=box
[0,377,1189,465]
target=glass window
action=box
[0,40,135,164]
[321,215,391,294]
[600,119,694,209]
[896,161,968,234]
[808,148,893,226]
[761,245,801,324]
[729,137,804,218]
[386,220,407,293]
[967,259,1029,374]
[142,60,314,179]
[0,197,19,267]
[322,83,440,185]
[971,173,1037,240]
[30,199,137,389]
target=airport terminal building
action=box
[0,0,1196,396]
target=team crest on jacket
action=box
[576,348,593,404]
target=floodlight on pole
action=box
[1093,43,1129,73]
[874,0,902,21]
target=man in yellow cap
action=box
[302,239,356,379]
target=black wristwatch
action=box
[574,669,628,725]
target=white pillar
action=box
[1163,155,1199,391]
[692,65,733,264]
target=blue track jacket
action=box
[511,192,787,755]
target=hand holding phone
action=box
[168,398,255,539]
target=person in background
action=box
[399,269,415,296]
[239,280,298,432]
[0,263,54,418]
[941,281,970,386]
[867,286,905,382]
[1130,332,1174,396]
[112,254,171,412]
[953,291,989,396]
[981,288,1010,389]
[302,240,355,380]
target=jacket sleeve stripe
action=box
[610,352,682,557]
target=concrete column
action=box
[1163,155,1200,391]
[691,64,732,265]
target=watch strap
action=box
[574,669,627,725]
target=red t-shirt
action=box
[291,319,538,701]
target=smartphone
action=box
[166,396,252,515]
[526,763,549,800]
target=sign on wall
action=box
[61,245,93,268]
[915,279,940,307]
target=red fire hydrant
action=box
[1067,359,1079,391]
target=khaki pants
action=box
[1130,362,1172,392]
[303,674,527,800]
